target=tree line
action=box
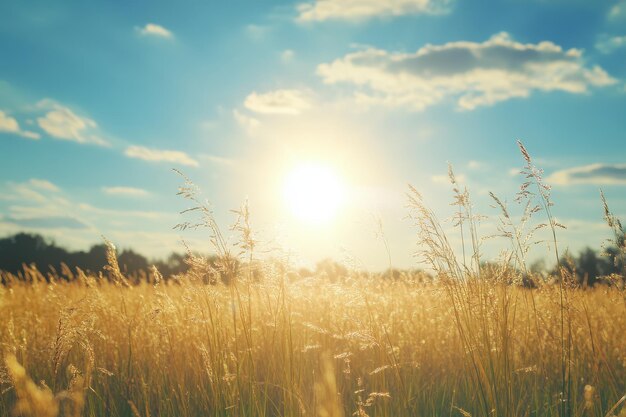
[0,233,189,278]
[0,233,351,284]
[0,232,624,286]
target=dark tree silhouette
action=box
[1,233,623,287]
[0,233,69,274]
[118,249,150,275]
[0,233,188,281]
[153,252,189,277]
[552,246,624,287]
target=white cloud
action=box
[1,180,60,205]
[29,179,60,192]
[317,32,617,111]
[0,179,181,257]
[0,110,40,140]
[137,23,173,39]
[36,100,109,146]
[609,0,626,19]
[233,109,261,131]
[102,186,150,197]
[5,185,46,203]
[3,181,64,208]
[0,110,19,132]
[547,163,626,185]
[244,89,312,115]
[596,34,626,53]
[296,0,451,21]
[19,131,41,140]
[124,145,199,167]
[7,204,64,219]
[281,49,295,62]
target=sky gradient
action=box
[1,0,626,270]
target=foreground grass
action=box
[0,269,625,417]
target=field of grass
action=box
[1,143,625,417]
[1,266,625,417]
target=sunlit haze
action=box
[1,0,625,270]
[283,162,346,226]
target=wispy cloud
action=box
[0,110,40,139]
[467,160,483,170]
[3,186,45,203]
[77,203,169,220]
[547,163,626,185]
[609,0,626,19]
[1,179,61,204]
[281,49,295,63]
[244,89,312,115]
[318,32,617,111]
[124,145,199,167]
[296,0,451,22]
[3,183,167,222]
[2,180,76,224]
[137,23,173,39]
[596,34,626,53]
[28,179,60,192]
[5,215,88,229]
[245,24,270,40]
[233,109,261,131]
[102,186,150,197]
[0,179,176,255]
[36,100,109,146]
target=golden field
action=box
[0,265,625,417]
[1,144,625,417]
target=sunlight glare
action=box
[283,163,345,225]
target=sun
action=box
[283,162,346,225]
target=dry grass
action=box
[1,142,625,417]
[0,270,625,417]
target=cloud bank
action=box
[547,164,626,185]
[317,32,617,111]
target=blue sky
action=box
[1,0,625,270]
